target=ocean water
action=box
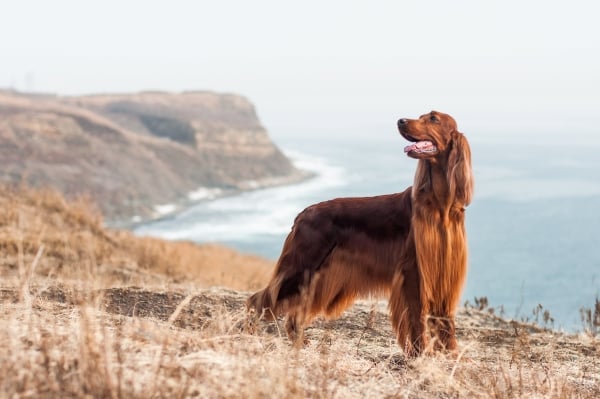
[135,133,600,331]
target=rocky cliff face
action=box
[0,90,305,223]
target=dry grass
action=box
[1,185,598,398]
[0,184,273,291]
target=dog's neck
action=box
[412,159,453,209]
[411,156,469,320]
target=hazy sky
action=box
[1,0,599,138]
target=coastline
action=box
[107,168,316,230]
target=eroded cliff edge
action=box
[0,90,307,223]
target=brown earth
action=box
[1,283,598,398]
[0,90,306,223]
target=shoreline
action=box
[106,168,316,231]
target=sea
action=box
[135,131,600,332]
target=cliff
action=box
[0,90,305,223]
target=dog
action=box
[247,111,473,356]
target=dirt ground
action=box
[1,283,598,398]
[1,186,598,398]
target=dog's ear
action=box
[446,131,474,206]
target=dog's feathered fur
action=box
[247,111,473,356]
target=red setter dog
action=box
[247,111,473,356]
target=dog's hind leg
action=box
[284,312,304,346]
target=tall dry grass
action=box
[0,184,273,290]
[0,185,598,398]
[2,285,599,398]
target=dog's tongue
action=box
[404,140,436,154]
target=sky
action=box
[1,0,599,139]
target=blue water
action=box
[136,133,600,331]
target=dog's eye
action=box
[430,115,439,123]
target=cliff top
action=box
[0,90,303,222]
[0,185,598,398]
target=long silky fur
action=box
[412,131,473,350]
[247,112,473,356]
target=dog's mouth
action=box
[403,139,438,155]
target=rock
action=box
[0,90,306,223]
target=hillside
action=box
[0,186,599,398]
[0,185,273,290]
[0,90,306,223]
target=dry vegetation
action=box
[1,185,598,398]
[0,184,273,291]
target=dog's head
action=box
[398,111,462,159]
[398,111,473,205]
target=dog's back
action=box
[247,188,414,331]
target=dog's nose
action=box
[398,118,408,127]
